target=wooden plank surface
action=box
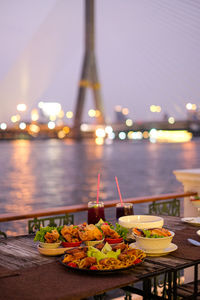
[0,216,200,300]
[0,235,54,270]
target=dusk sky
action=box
[0,0,200,123]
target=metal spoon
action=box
[187,238,200,246]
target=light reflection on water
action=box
[0,138,200,235]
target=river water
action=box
[1,138,200,235]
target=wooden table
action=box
[0,216,200,300]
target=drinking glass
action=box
[116,203,134,220]
[87,201,105,224]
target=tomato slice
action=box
[105,237,123,244]
[90,266,98,270]
[67,262,78,268]
[134,258,142,264]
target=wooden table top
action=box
[0,216,199,300]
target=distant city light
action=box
[151,130,192,143]
[150,105,161,113]
[149,128,158,139]
[58,110,64,119]
[80,124,89,132]
[17,104,27,112]
[96,128,106,138]
[133,131,143,140]
[143,131,149,138]
[11,115,20,123]
[31,109,39,121]
[126,119,133,126]
[186,103,197,110]
[127,131,134,139]
[29,124,40,133]
[19,122,26,130]
[168,117,175,124]
[108,132,115,140]
[122,108,129,115]
[63,126,70,134]
[66,111,73,119]
[88,109,96,117]
[0,123,7,130]
[95,110,101,117]
[39,102,61,117]
[57,130,66,139]
[105,126,113,134]
[48,121,55,129]
[38,101,44,108]
[118,132,126,140]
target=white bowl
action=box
[84,239,104,246]
[118,215,164,229]
[39,241,61,249]
[133,231,174,251]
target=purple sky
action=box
[0,0,200,123]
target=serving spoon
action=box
[187,238,200,246]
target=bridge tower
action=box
[73,0,105,138]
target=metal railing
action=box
[0,191,197,224]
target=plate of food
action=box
[34,226,62,249]
[59,242,146,274]
[181,217,200,226]
[34,223,105,255]
[130,242,178,257]
[95,220,129,244]
[132,228,174,251]
[37,245,67,256]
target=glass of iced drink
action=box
[116,203,134,220]
[87,201,105,224]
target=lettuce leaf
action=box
[34,226,58,242]
[87,243,121,263]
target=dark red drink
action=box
[116,203,133,220]
[87,201,105,224]
[116,206,125,220]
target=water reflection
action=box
[180,141,198,168]
[1,138,200,235]
[5,140,36,213]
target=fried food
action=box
[112,243,127,252]
[100,224,120,239]
[61,225,80,242]
[79,257,97,268]
[150,228,171,237]
[133,227,172,238]
[44,229,60,243]
[62,244,146,271]
[78,224,103,241]
[63,248,87,264]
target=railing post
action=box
[173,168,200,217]
[173,168,200,284]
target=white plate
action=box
[197,230,200,237]
[129,242,178,257]
[181,217,200,226]
[37,245,67,256]
[118,215,164,229]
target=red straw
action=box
[96,173,100,204]
[115,176,123,206]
